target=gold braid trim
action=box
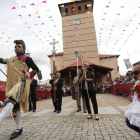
[13,108,20,112]
[8,99,16,105]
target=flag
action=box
[12,7,16,9]
[87,4,91,7]
[105,6,109,8]
[72,8,75,11]
[42,1,46,3]
[41,23,44,25]
[35,11,38,14]
[18,15,22,17]
[37,16,41,18]
[86,11,90,14]
[48,16,52,18]
[21,6,26,8]
[32,31,34,33]
[116,13,120,15]
[71,0,74,2]
[29,14,31,17]
[31,3,35,6]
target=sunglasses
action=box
[131,71,140,76]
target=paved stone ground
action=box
[0,93,140,140]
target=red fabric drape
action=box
[36,90,52,99]
[110,83,133,95]
[0,90,52,101]
[0,91,6,101]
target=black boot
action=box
[10,128,22,139]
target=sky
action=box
[0,0,140,82]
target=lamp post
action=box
[75,50,80,106]
[50,39,59,102]
[75,50,80,72]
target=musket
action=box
[0,69,7,78]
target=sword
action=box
[0,69,7,78]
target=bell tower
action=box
[58,0,99,67]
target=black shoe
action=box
[28,109,32,112]
[57,111,61,113]
[53,110,57,112]
[10,128,22,139]
[33,109,36,112]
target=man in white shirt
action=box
[73,69,87,113]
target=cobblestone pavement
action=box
[0,94,140,140]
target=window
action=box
[71,7,74,12]
[65,8,68,13]
[85,5,88,9]
[78,6,81,11]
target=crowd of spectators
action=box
[96,71,135,93]
[62,85,72,96]
[35,84,72,97]
[35,85,51,91]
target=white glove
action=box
[25,72,30,78]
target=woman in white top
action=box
[125,63,140,134]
